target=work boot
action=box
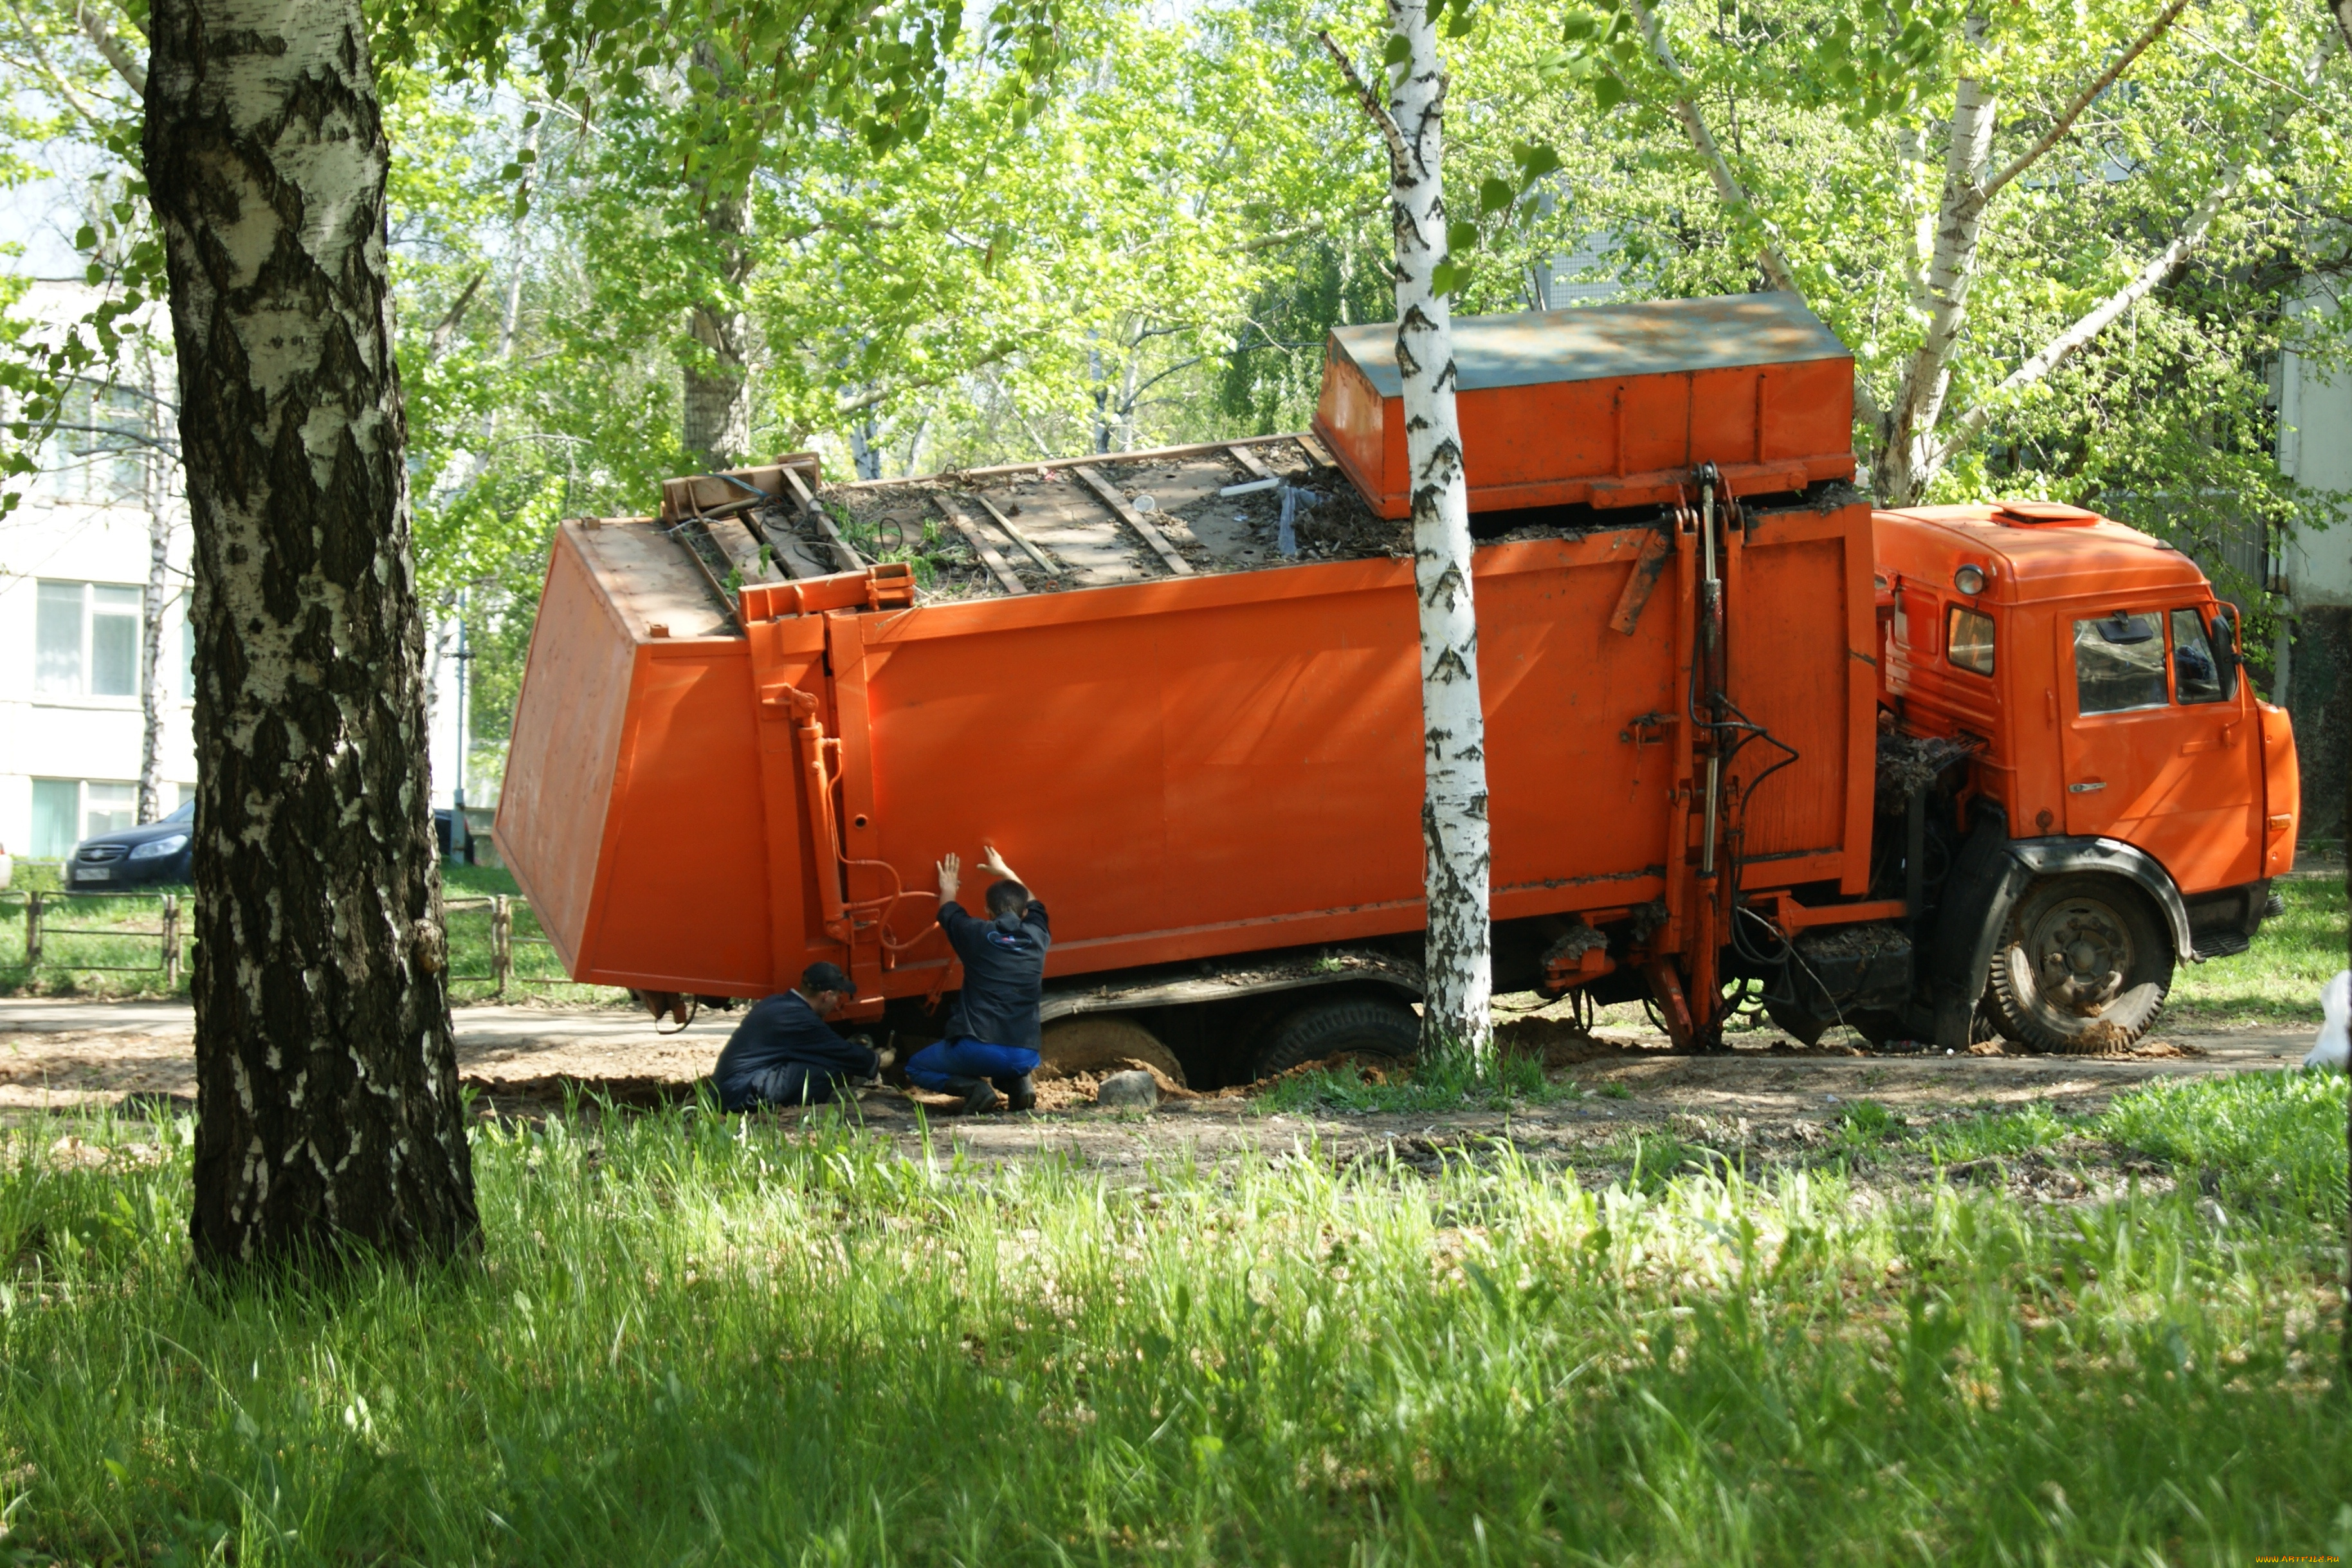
[999,1073,1037,1112]
[942,1075,1002,1114]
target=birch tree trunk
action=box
[1876,18,1992,506]
[136,348,170,823]
[145,0,478,1269]
[1321,9,1494,1060]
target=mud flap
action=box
[1913,812,2032,1051]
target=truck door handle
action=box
[2068,781,2106,794]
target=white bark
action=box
[1320,14,1494,1059]
[1877,0,2196,502]
[1926,167,2243,468]
[1878,17,1993,503]
[135,356,169,822]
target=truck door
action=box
[2057,606,2259,890]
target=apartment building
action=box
[1,282,465,861]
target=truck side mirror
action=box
[2209,608,2240,700]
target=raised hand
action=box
[936,851,962,904]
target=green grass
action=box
[2166,875,2344,1026]
[0,863,631,1008]
[1,1073,2346,1563]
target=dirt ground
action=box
[0,998,2317,1190]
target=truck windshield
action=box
[2074,612,2167,713]
[2169,608,2225,703]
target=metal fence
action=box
[2,888,571,999]
[443,894,570,998]
[1,889,187,985]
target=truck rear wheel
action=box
[1986,875,2172,1054]
[1251,993,1419,1080]
[1036,1016,1189,1091]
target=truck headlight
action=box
[129,834,188,860]
[1953,564,1988,596]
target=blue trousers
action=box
[904,1037,1040,1093]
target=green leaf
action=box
[1516,142,1563,183]
[1446,218,1480,253]
[1383,33,1412,65]
[74,225,97,251]
[1478,176,1515,215]
[1592,72,1628,111]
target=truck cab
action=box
[1871,500,2298,1051]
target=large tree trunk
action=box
[1321,9,1495,1060]
[145,0,477,1269]
[681,41,753,472]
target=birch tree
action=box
[147,0,478,1267]
[1320,4,1494,1061]
[1552,0,2342,506]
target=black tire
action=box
[1985,875,2172,1054]
[1250,992,1419,1080]
[1036,1016,1189,1090]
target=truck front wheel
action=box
[1251,993,1419,1080]
[1985,876,2173,1053]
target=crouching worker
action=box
[906,846,1049,1113]
[711,962,891,1111]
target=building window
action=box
[30,779,76,857]
[29,779,140,857]
[35,580,142,698]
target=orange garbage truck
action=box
[493,293,2297,1082]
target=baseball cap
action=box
[801,961,857,996]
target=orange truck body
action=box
[495,293,2296,1071]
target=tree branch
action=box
[1619,0,1883,431]
[1619,0,1798,299]
[73,0,142,94]
[426,269,487,364]
[2335,0,2352,56]
[1315,30,1411,183]
[1980,0,2192,203]
[1926,168,2241,469]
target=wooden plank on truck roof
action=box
[934,495,1030,596]
[1226,444,1273,480]
[1072,464,1196,576]
[970,491,1061,577]
[752,516,828,579]
[704,515,781,584]
[779,465,866,573]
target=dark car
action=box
[435,808,476,865]
[67,798,193,889]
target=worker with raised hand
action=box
[711,962,893,1112]
[907,845,1050,1113]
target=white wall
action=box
[0,495,197,857]
[2277,325,2352,610]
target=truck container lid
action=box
[1326,292,1850,397]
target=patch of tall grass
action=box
[0,1073,2345,1563]
[2166,876,2343,1026]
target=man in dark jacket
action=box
[906,845,1048,1113]
[711,962,889,1111]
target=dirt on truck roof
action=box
[643,435,1408,614]
[632,433,1864,621]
